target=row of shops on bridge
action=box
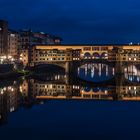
[19,45,140,66]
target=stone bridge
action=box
[19,45,140,74]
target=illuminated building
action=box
[0,20,8,56]
[18,79,140,101]
[8,30,20,58]
[19,45,140,68]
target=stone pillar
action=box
[65,74,70,85]
[115,74,125,100]
[65,61,70,74]
[115,61,124,75]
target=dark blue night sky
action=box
[1,0,140,44]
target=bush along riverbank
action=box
[0,64,66,79]
[0,70,31,79]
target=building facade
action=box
[0,20,8,56]
[8,30,19,59]
[19,45,140,67]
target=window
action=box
[84,47,91,51]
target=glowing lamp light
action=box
[2,56,6,59]
[134,87,137,90]
[20,86,23,92]
[1,90,4,95]
[20,54,23,57]
[8,55,12,59]
[11,88,14,92]
[11,58,14,61]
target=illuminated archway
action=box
[84,87,91,92]
[84,52,91,59]
[101,52,108,59]
[93,53,100,59]
[92,87,100,93]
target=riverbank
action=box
[0,71,25,79]
[0,65,65,79]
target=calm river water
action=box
[0,63,140,140]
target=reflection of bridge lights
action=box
[124,68,127,72]
[55,75,58,80]
[10,107,15,112]
[91,69,94,78]
[81,90,84,93]
[1,90,4,95]
[11,58,14,61]
[88,64,91,69]
[106,65,109,76]
[134,87,137,90]
[125,65,140,82]
[20,86,23,92]
[8,55,12,59]
[113,68,115,76]
[3,87,6,91]
[8,86,12,90]
[58,75,60,80]
[99,64,101,77]
[40,101,44,105]
[85,70,88,76]
[78,68,80,75]
[129,76,133,81]
[105,90,108,94]
[137,77,140,82]
[11,88,14,92]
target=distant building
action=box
[18,30,62,64]
[18,29,32,51]
[0,20,8,56]
[19,29,62,50]
[8,30,19,58]
[0,19,63,62]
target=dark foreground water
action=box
[1,63,140,140]
[1,100,140,140]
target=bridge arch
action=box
[92,87,100,92]
[93,52,100,59]
[84,52,92,59]
[84,87,91,92]
[101,52,108,59]
[33,62,70,73]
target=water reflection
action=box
[78,63,115,82]
[125,65,140,83]
[1,63,140,125]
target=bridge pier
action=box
[115,61,124,75]
[65,62,70,74]
[114,74,126,100]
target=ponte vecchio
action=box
[20,45,140,74]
